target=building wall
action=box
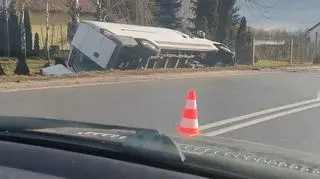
[308,25,320,44]
[30,11,95,50]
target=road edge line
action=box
[0,71,262,93]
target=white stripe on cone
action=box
[185,99,197,109]
[180,118,199,128]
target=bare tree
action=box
[130,0,154,25]
[19,1,26,57]
[242,0,272,20]
[95,0,104,21]
[70,0,80,32]
[61,0,80,40]
[90,0,153,25]
[90,0,130,23]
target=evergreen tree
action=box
[191,0,219,40]
[199,16,209,37]
[34,32,40,56]
[8,11,21,57]
[153,0,182,29]
[24,8,33,57]
[14,53,30,75]
[9,0,30,75]
[236,16,247,44]
[230,5,241,43]
[235,16,254,64]
[216,0,235,42]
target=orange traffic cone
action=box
[178,89,200,137]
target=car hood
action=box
[32,125,320,170]
[0,115,320,175]
[41,126,320,176]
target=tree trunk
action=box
[0,64,5,76]
[96,0,103,21]
[45,0,50,64]
[20,3,26,58]
[14,53,30,75]
[71,0,80,37]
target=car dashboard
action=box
[0,140,209,179]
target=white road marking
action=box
[199,98,319,130]
[204,102,320,136]
[0,72,260,93]
[0,80,151,93]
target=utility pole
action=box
[3,0,10,56]
[290,38,293,65]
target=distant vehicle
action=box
[194,31,236,67]
[213,42,236,66]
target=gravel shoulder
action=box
[0,69,260,91]
[1,65,319,91]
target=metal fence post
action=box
[290,38,293,65]
[252,38,255,65]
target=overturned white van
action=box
[65,20,227,72]
[42,21,236,75]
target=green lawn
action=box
[253,60,291,69]
[0,57,313,77]
[0,57,54,76]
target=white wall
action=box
[308,25,320,44]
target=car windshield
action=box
[1,0,320,177]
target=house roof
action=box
[307,22,320,33]
[14,0,96,13]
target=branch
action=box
[242,0,272,20]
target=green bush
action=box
[313,56,320,64]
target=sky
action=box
[237,0,320,31]
[0,0,318,31]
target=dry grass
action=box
[0,70,260,91]
[253,60,291,69]
[0,57,54,76]
[0,57,317,84]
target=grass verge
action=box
[0,58,317,84]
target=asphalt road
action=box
[1,71,320,155]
